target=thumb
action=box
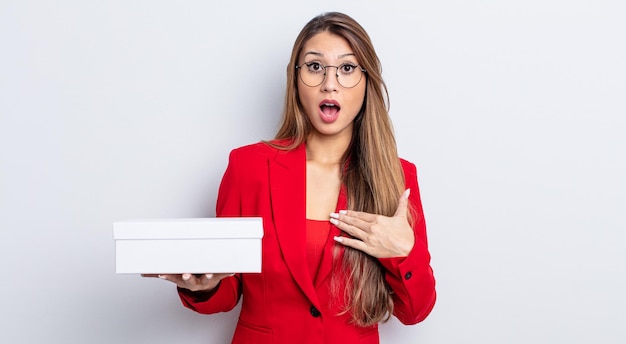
[394,188,411,217]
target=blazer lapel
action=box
[268,143,319,306]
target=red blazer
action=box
[178,141,436,344]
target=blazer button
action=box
[310,306,321,317]
[404,271,413,280]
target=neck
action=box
[306,131,351,165]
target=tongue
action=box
[321,105,339,121]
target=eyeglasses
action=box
[296,62,366,88]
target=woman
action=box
[156,12,436,343]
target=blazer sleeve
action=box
[378,161,437,325]
[178,148,244,314]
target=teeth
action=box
[322,103,336,107]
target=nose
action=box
[321,66,339,92]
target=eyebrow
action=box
[303,51,356,59]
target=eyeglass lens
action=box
[298,62,364,88]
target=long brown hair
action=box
[272,12,408,326]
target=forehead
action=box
[300,31,355,61]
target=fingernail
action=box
[158,275,166,279]
[229,273,235,277]
[330,218,339,225]
[404,188,411,198]
[182,273,191,281]
[333,236,343,243]
[330,212,340,219]
[339,210,347,215]
[205,273,214,279]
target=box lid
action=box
[113,217,263,240]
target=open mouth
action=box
[319,100,341,122]
[320,102,340,113]
[319,102,340,123]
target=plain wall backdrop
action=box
[1,1,625,343]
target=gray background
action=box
[1,0,624,343]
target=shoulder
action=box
[229,140,285,157]
[399,157,418,178]
[228,139,298,163]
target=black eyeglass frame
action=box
[295,62,367,89]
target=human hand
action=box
[141,273,235,292]
[330,189,415,258]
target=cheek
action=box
[298,89,318,116]
[346,87,366,112]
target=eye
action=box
[305,62,324,73]
[339,63,357,74]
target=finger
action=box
[330,217,366,239]
[187,273,219,284]
[393,188,410,218]
[330,212,371,233]
[337,209,377,222]
[196,273,234,284]
[157,274,173,280]
[180,273,213,290]
[159,274,183,283]
[154,274,188,288]
[149,273,235,291]
[212,273,236,281]
[333,236,371,255]
[165,273,200,285]
[195,273,235,289]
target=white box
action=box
[113,218,263,274]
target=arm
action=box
[379,161,436,324]
[330,161,436,324]
[177,148,245,314]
